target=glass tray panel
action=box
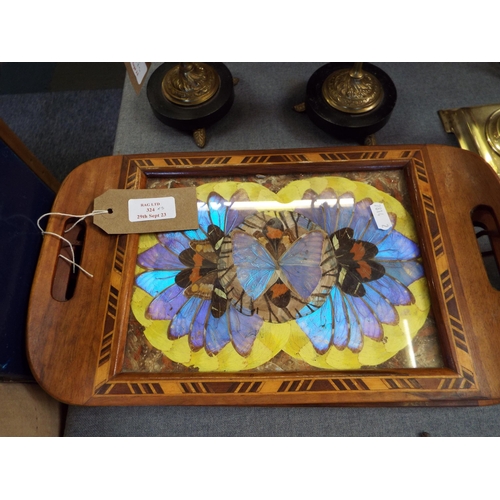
[123,168,443,373]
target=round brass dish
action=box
[322,63,384,114]
[162,63,220,106]
[486,108,500,155]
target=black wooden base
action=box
[147,63,235,131]
[305,63,397,142]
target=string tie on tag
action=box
[37,210,109,278]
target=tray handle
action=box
[472,205,500,291]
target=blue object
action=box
[0,137,55,380]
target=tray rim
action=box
[27,145,500,406]
[93,147,478,405]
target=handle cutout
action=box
[51,218,86,301]
[472,205,500,291]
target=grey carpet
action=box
[65,404,500,437]
[0,89,123,182]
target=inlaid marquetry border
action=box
[410,150,476,386]
[91,148,479,402]
[94,165,139,388]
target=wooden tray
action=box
[27,145,500,406]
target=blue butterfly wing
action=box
[382,260,424,287]
[147,283,188,320]
[227,304,264,357]
[167,297,201,339]
[296,295,334,354]
[280,230,324,299]
[337,192,356,229]
[298,188,340,236]
[319,189,340,236]
[376,229,421,260]
[206,303,264,356]
[206,312,231,354]
[136,270,179,297]
[183,228,208,241]
[350,295,383,341]
[197,200,213,232]
[232,231,277,300]
[207,193,227,232]
[225,189,257,233]
[331,286,350,349]
[179,202,210,241]
[360,212,397,246]
[169,296,210,351]
[295,189,323,228]
[157,231,193,255]
[367,274,414,306]
[349,198,374,240]
[342,295,364,352]
[188,299,211,351]
[137,243,185,270]
[359,282,398,325]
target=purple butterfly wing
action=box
[137,243,185,270]
[232,231,277,300]
[367,274,414,306]
[342,295,364,352]
[359,282,399,325]
[136,270,178,297]
[349,295,383,341]
[157,231,193,255]
[225,190,257,233]
[207,193,227,232]
[206,312,231,354]
[337,192,356,229]
[169,296,210,351]
[376,230,421,260]
[147,283,188,320]
[331,287,349,349]
[280,231,324,299]
[296,295,334,354]
[382,260,424,287]
[227,305,264,357]
[349,198,374,240]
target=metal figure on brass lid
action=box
[162,63,220,106]
[322,62,384,114]
[295,62,397,144]
[147,62,238,148]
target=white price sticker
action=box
[130,62,148,85]
[128,197,176,222]
[370,202,392,230]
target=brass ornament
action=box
[162,63,220,106]
[486,108,500,156]
[439,103,500,175]
[293,102,306,113]
[322,62,384,114]
[193,128,206,148]
[364,134,377,146]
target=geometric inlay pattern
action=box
[91,148,479,400]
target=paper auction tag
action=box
[93,187,199,234]
[370,202,392,230]
[128,196,176,222]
